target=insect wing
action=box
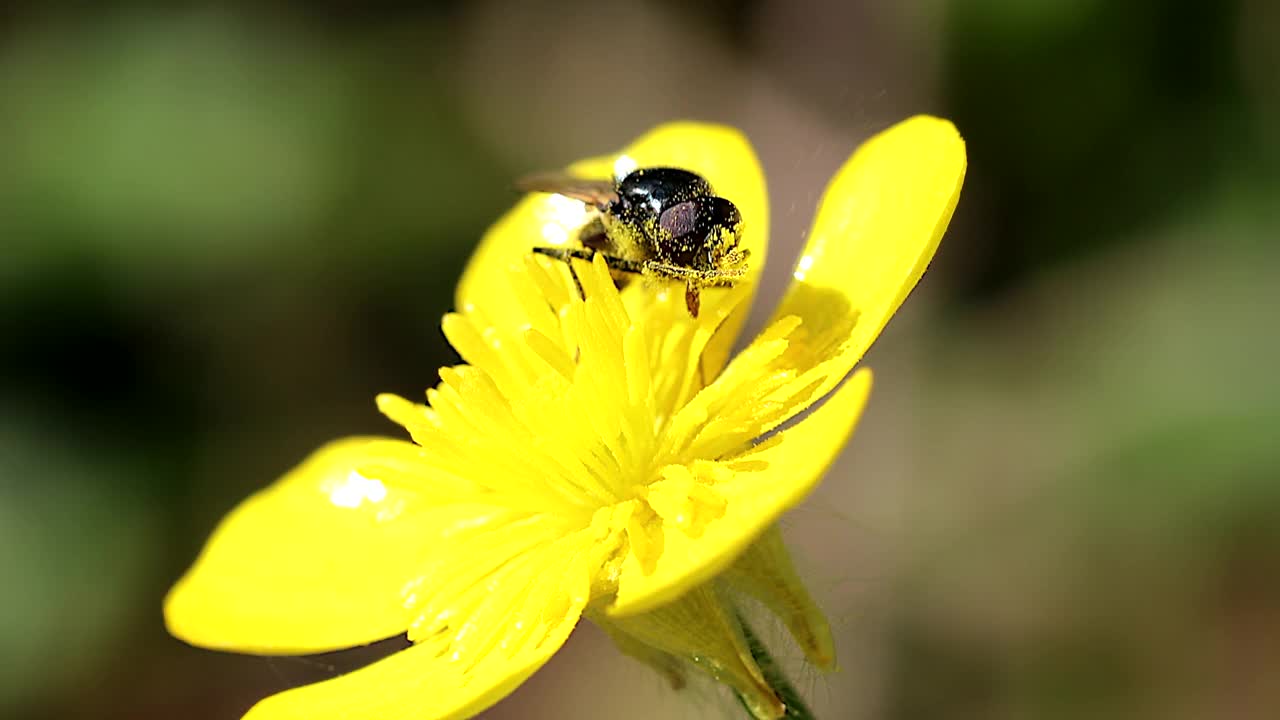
[516,172,618,208]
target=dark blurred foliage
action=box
[0,1,1275,719]
[944,0,1275,298]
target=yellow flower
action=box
[164,116,965,719]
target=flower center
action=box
[379,253,827,604]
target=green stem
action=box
[735,614,817,720]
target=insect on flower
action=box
[163,117,967,720]
[519,167,749,318]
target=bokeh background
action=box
[2,1,1277,719]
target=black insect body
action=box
[519,167,748,318]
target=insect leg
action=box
[595,254,645,275]
[533,247,589,297]
[532,247,645,300]
[684,283,701,318]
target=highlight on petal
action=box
[243,538,589,720]
[769,115,966,391]
[165,437,450,654]
[609,369,873,616]
[168,435,600,719]
[455,122,768,377]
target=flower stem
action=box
[735,614,816,720]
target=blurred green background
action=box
[1,2,1276,719]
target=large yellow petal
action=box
[609,369,873,616]
[243,535,590,720]
[166,437,472,654]
[456,122,768,377]
[768,115,965,387]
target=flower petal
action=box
[166,437,465,654]
[769,115,965,390]
[455,122,768,377]
[609,369,873,616]
[242,541,588,720]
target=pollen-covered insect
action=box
[519,167,749,318]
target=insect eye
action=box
[658,200,700,239]
[704,196,741,232]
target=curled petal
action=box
[609,369,873,616]
[766,115,964,405]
